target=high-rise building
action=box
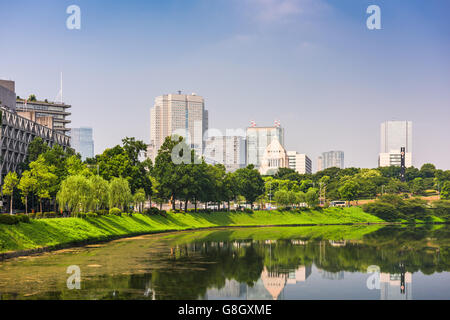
[149,92,208,161]
[378,121,412,167]
[287,151,312,174]
[0,80,70,184]
[246,123,284,169]
[204,135,246,172]
[16,99,71,135]
[317,151,344,171]
[71,127,94,160]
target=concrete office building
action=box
[246,123,284,169]
[16,99,71,135]
[0,80,71,184]
[204,135,246,172]
[378,120,413,167]
[287,151,312,174]
[317,151,344,171]
[149,92,208,161]
[71,127,94,160]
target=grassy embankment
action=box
[0,207,383,254]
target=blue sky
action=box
[1,0,449,170]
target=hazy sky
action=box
[1,0,449,170]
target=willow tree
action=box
[57,175,92,214]
[109,177,132,211]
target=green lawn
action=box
[0,207,384,254]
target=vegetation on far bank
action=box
[0,207,385,254]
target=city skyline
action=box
[1,1,449,170]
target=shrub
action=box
[244,208,253,214]
[16,214,31,223]
[362,202,400,221]
[29,212,36,219]
[399,198,429,220]
[35,212,43,219]
[433,200,450,219]
[109,207,122,216]
[87,212,98,218]
[43,212,57,219]
[0,214,19,225]
[96,209,108,216]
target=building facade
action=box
[204,135,246,172]
[287,151,312,174]
[16,99,71,135]
[246,124,284,169]
[317,151,344,171]
[379,120,413,167]
[0,107,71,184]
[71,127,94,160]
[0,80,16,112]
[149,93,208,161]
[259,138,288,175]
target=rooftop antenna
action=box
[54,72,63,104]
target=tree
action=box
[57,175,92,214]
[338,180,360,206]
[28,94,37,101]
[133,188,146,213]
[420,163,436,179]
[89,175,109,211]
[305,188,319,207]
[274,190,288,207]
[3,172,19,214]
[440,181,450,200]
[234,165,265,209]
[24,137,50,165]
[109,177,132,211]
[18,171,37,214]
[411,177,426,195]
[29,155,57,212]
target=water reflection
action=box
[0,225,449,300]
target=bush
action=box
[0,214,19,225]
[109,207,122,216]
[244,208,253,214]
[399,198,428,220]
[433,200,450,219]
[29,212,36,219]
[96,209,108,216]
[362,202,400,221]
[35,212,43,219]
[87,212,98,218]
[43,212,57,219]
[16,214,31,223]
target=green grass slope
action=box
[0,207,383,254]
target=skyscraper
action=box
[287,151,312,174]
[204,135,246,172]
[71,127,94,160]
[149,92,208,161]
[246,123,284,169]
[317,151,344,171]
[378,121,412,167]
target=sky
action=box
[0,0,449,171]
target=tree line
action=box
[1,135,450,215]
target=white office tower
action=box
[204,135,246,172]
[378,121,412,167]
[246,122,284,169]
[149,93,208,161]
[287,151,312,174]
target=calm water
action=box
[0,224,450,300]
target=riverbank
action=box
[1,207,384,258]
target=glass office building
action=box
[246,126,284,169]
[71,127,94,160]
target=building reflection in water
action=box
[205,265,312,300]
[380,272,412,300]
